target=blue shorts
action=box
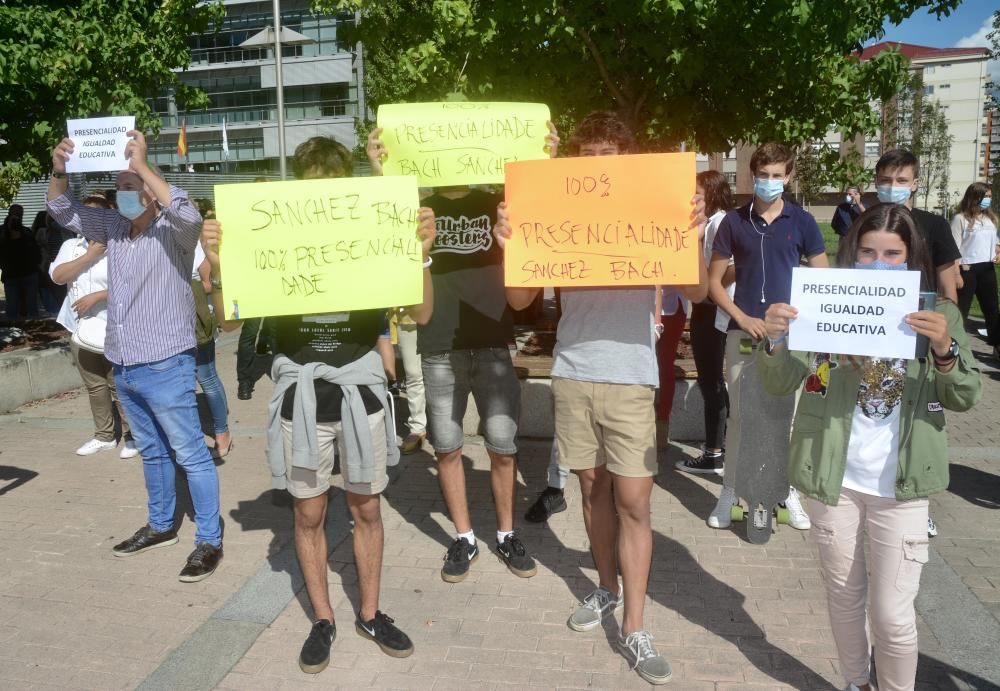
[421,347,520,455]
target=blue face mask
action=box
[981,197,993,210]
[753,178,784,203]
[876,185,912,205]
[117,190,148,220]
[855,260,908,271]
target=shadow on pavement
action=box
[0,464,39,496]
[948,464,1000,510]
[915,652,1000,690]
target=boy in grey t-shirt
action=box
[497,111,707,686]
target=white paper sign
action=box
[788,267,921,359]
[65,116,135,173]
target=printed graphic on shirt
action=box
[431,213,494,255]
[804,353,838,397]
[857,358,906,419]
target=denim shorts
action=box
[421,347,521,455]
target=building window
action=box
[924,85,934,95]
[724,172,736,185]
[923,66,936,75]
[939,83,951,89]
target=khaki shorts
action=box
[552,377,657,478]
[281,409,389,499]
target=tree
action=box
[319,0,960,153]
[793,145,826,208]
[0,0,224,205]
[913,99,952,213]
[987,10,999,211]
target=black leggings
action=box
[689,301,729,450]
[957,262,1000,346]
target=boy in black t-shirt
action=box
[201,136,436,674]
[367,124,557,585]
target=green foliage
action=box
[320,0,960,152]
[0,0,224,205]
[794,146,826,206]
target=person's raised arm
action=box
[125,131,171,207]
[200,218,243,332]
[678,192,708,303]
[493,201,541,311]
[403,207,436,324]
[47,138,115,244]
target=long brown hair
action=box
[958,181,997,226]
[836,203,935,292]
[696,170,734,217]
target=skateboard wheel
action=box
[775,507,790,524]
[730,505,745,521]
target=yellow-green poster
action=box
[214,176,423,320]
[376,102,551,187]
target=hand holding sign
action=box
[904,309,951,358]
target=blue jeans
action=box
[196,340,229,435]
[114,350,222,547]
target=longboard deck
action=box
[733,359,795,544]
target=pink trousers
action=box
[805,489,929,691]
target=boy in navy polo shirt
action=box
[707,142,828,530]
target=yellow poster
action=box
[214,176,423,320]
[376,102,551,187]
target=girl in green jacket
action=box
[760,204,981,691]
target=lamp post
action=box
[239,6,316,179]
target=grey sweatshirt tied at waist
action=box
[266,351,399,489]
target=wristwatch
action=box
[210,276,222,290]
[932,338,959,363]
[52,172,67,179]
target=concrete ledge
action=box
[0,343,79,413]
[462,377,705,441]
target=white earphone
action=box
[749,200,767,304]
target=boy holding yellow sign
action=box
[368,114,557,588]
[202,136,437,674]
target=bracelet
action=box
[52,172,67,179]
[422,256,433,269]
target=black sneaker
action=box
[299,619,336,674]
[237,381,253,400]
[524,487,567,523]
[441,537,478,583]
[674,451,724,476]
[112,524,178,557]
[355,611,414,658]
[178,542,223,582]
[497,534,537,578]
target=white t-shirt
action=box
[951,214,998,265]
[49,236,108,333]
[842,358,906,498]
[552,287,658,386]
[704,210,735,333]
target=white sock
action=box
[496,530,513,545]
[456,530,475,546]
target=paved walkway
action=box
[0,331,998,690]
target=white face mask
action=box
[845,195,854,205]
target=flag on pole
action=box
[177,119,188,157]
[222,117,230,159]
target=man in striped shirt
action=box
[48,130,223,583]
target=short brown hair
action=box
[292,137,353,180]
[83,195,111,208]
[568,111,635,155]
[876,149,919,179]
[750,142,794,176]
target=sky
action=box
[874,0,996,78]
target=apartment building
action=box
[149,0,364,174]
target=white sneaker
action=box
[927,515,938,537]
[708,486,737,528]
[119,440,140,459]
[784,487,811,530]
[76,438,117,456]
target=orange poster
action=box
[503,153,698,287]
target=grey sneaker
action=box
[618,630,672,685]
[567,586,623,632]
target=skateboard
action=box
[730,341,795,544]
